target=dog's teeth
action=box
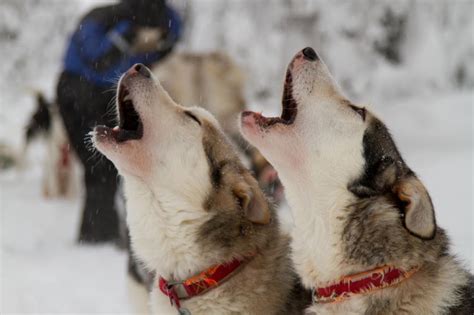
[123,95,131,102]
[113,126,119,131]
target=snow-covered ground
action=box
[2,163,133,312]
[1,0,473,313]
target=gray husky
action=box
[92,64,310,314]
[240,47,473,314]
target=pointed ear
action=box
[394,176,436,239]
[233,176,271,225]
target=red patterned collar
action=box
[158,254,255,312]
[313,265,419,304]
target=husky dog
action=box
[92,64,310,314]
[240,47,473,314]
[125,51,283,307]
[23,93,76,198]
[125,51,249,303]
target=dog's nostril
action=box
[134,63,151,78]
[302,47,318,61]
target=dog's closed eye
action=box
[185,111,201,125]
[349,105,366,121]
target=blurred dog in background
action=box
[23,93,76,198]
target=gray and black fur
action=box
[196,121,311,314]
[343,116,473,314]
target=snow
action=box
[1,0,472,313]
[1,150,135,312]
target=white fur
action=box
[124,176,214,280]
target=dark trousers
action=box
[57,72,120,243]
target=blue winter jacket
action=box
[63,5,181,87]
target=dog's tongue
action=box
[98,125,124,141]
[112,126,120,139]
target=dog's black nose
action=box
[134,63,151,78]
[302,47,318,61]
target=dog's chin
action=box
[92,134,149,178]
[92,122,144,165]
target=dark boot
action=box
[78,160,120,243]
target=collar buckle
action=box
[159,277,182,309]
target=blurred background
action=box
[1,0,472,312]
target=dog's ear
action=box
[233,175,270,224]
[394,176,436,239]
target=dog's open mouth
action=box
[94,82,143,143]
[243,70,297,128]
[115,84,143,142]
[280,70,297,124]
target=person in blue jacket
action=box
[57,0,181,243]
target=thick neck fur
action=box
[124,176,215,280]
[280,158,358,288]
[279,146,361,288]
